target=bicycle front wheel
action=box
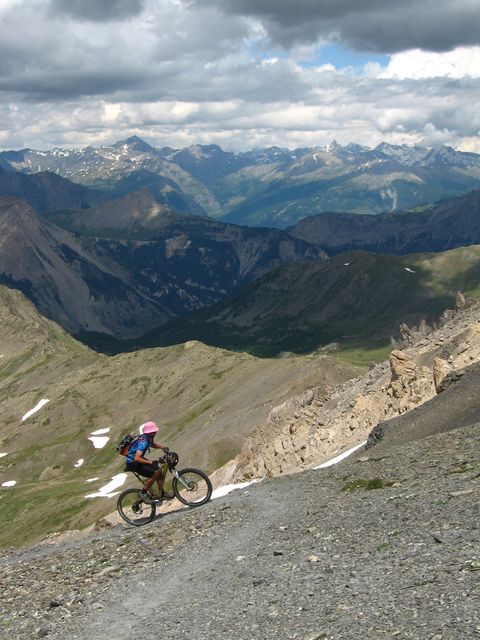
[117,488,156,526]
[173,468,212,507]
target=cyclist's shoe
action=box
[139,490,154,505]
[131,499,142,513]
[149,491,174,503]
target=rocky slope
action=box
[0,197,170,336]
[0,420,478,639]
[226,294,480,482]
[0,167,103,214]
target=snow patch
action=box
[90,428,110,436]
[314,441,367,469]
[1,480,16,487]
[88,436,110,449]
[22,399,49,421]
[211,480,258,500]
[85,473,127,499]
[0,453,7,458]
[86,477,99,483]
[344,262,350,266]
[74,459,84,468]
[404,267,416,273]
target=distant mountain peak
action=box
[113,135,156,153]
[325,140,342,152]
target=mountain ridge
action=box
[2,138,480,227]
[289,189,480,255]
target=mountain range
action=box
[0,194,323,337]
[1,132,479,640]
[2,137,480,228]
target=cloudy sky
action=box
[0,0,479,152]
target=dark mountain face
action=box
[0,167,103,214]
[2,139,480,228]
[0,197,171,337]
[289,190,480,255]
[161,144,251,187]
[108,169,206,216]
[0,196,324,338]
[127,244,480,357]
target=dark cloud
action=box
[0,0,478,152]
[195,0,480,53]
[49,0,146,22]
[0,69,149,101]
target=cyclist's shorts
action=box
[126,461,159,478]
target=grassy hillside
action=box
[0,285,359,547]
[115,246,480,360]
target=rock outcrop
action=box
[229,300,480,482]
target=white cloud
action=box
[381,47,480,80]
[0,1,478,152]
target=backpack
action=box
[116,434,139,457]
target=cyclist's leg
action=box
[126,461,157,492]
[142,463,165,493]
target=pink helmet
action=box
[142,421,159,434]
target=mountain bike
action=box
[117,451,212,526]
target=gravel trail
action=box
[2,424,479,640]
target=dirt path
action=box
[54,485,291,639]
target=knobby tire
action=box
[117,488,156,526]
[173,468,212,507]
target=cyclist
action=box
[125,421,173,503]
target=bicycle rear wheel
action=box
[173,468,212,506]
[117,488,156,526]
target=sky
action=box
[0,0,479,152]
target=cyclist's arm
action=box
[151,442,168,451]
[133,447,154,464]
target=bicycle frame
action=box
[127,463,191,490]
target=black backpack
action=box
[115,434,139,457]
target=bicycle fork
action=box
[171,469,192,490]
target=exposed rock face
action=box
[399,319,431,344]
[231,301,480,481]
[388,349,434,410]
[433,357,452,392]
